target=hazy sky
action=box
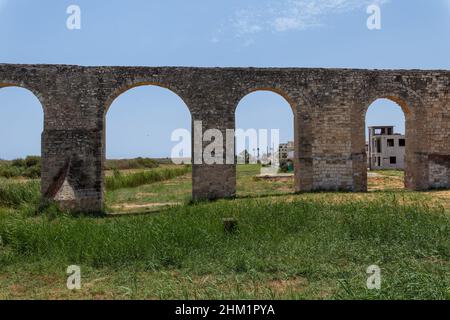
[0,0,448,159]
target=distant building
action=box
[367,126,405,170]
[279,141,294,164]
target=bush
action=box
[0,157,41,179]
[0,165,22,178]
[278,162,289,173]
[23,164,41,179]
[11,159,25,167]
[24,156,41,168]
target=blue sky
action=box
[0,0,448,159]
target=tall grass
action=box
[0,179,40,208]
[105,157,158,170]
[0,196,448,299]
[106,165,191,191]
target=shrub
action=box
[0,165,21,178]
[11,159,25,167]
[0,157,41,179]
[24,156,41,168]
[278,162,289,173]
[23,164,41,179]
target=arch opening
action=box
[104,84,192,213]
[234,89,296,197]
[0,86,44,181]
[365,97,409,191]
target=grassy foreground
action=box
[0,166,448,299]
[0,178,40,208]
[105,164,292,213]
[0,196,449,299]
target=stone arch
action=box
[353,83,423,119]
[103,81,190,116]
[233,87,304,194]
[362,95,412,129]
[233,86,297,114]
[101,81,193,205]
[351,82,426,191]
[231,86,312,115]
[102,82,193,157]
[234,88,296,139]
[0,84,45,181]
[0,81,47,117]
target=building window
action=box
[390,157,397,164]
[387,139,394,147]
[376,139,381,153]
[399,139,405,147]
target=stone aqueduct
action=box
[0,64,449,212]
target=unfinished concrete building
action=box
[368,126,405,170]
[0,64,449,212]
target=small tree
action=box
[238,150,250,164]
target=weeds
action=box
[0,196,448,299]
[0,156,41,179]
[106,165,191,191]
[105,157,159,171]
[0,179,40,208]
[0,165,448,299]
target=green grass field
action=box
[0,165,448,299]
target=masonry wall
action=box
[0,64,448,212]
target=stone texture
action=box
[0,64,448,212]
